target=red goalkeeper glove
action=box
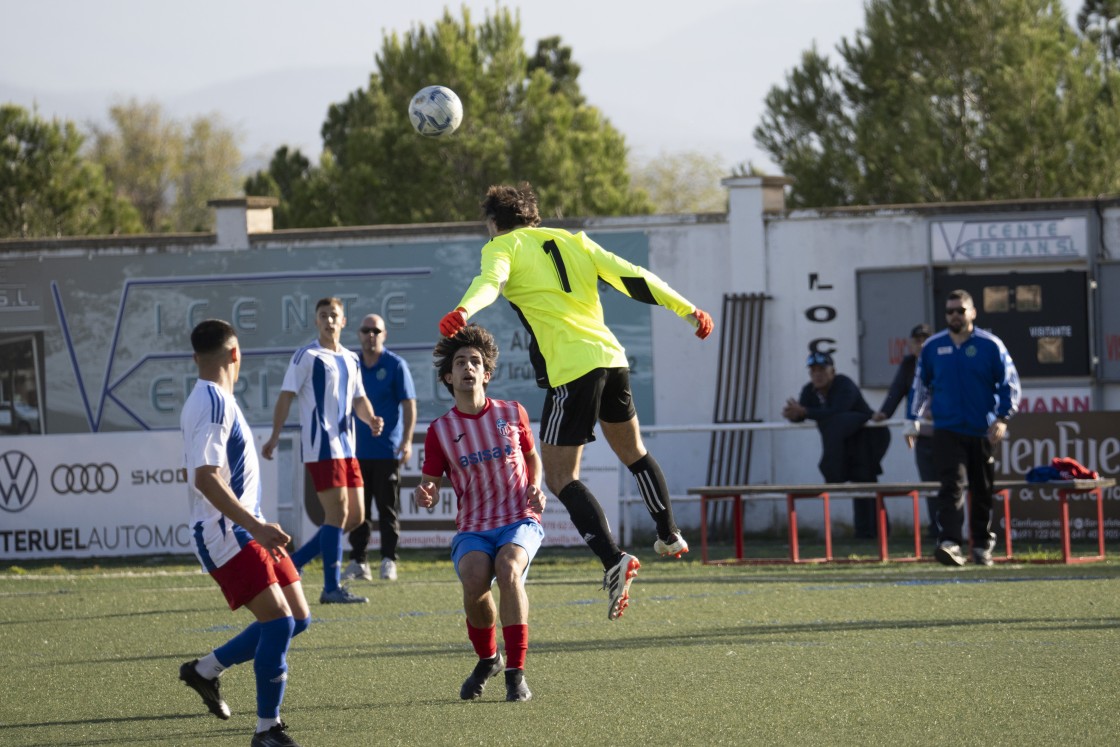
[691,308,713,340]
[439,308,468,337]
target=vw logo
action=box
[0,451,38,513]
[51,463,119,494]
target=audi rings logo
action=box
[51,463,119,494]
[0,451,39,513]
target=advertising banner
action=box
[929,216,1089,262]
[994,412,1120,544]
[0,432,277,561]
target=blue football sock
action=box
[321,525,343,593]
[215,621,260,668]
[254,616,295,719]
[290,528,322,570]
[216,614,310,669]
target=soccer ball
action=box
[408,85,463,138]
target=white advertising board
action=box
[929,216,1089,262]
[0,432,278,560]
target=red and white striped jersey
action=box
[421,398,539,533]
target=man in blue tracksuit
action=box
[909,290,1021,567]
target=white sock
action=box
[257,716,281,733]
[195,652,224,680]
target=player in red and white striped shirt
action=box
[416,325,546,703]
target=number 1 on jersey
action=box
[542,240,572,292]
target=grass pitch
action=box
[1,547,1118,746]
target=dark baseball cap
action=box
[910,323,933,339]
[806,351,834,367]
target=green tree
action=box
[88,99,243,232]
[249,6,649,226]
[0,104,141,238]
[88,100,182,231]
[631,151,728,213]
[174,115,243,232]
[1077,0,1120,65]
[528,35,585,103]
[755,0,1120,207]
[243,146,340,229]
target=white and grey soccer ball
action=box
[408,85,463,138]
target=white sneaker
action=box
[380,558,398,581]
[934,541,966,567]
[653,532,689,558]
[340,560,372,581]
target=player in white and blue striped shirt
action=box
[180,318,309,747]
[263,298,383,604]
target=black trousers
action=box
[932,429,995,549]
[913,435,938,536]
[348,458,402,561]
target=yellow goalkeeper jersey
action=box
[456,226,697,388]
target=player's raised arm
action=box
[585,236,713,339]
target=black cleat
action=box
[179,659,231,719]
[505,668,532,702]
[251,721,301,747]
[459,652,503,700]
[319,585,368,604]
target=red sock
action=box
[502,624,528,670]
[466,621,497,660]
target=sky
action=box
[0,0,1078,173]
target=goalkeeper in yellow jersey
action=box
[439,182,714,621]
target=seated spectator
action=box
[782,351,891,539]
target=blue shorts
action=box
[451,518,545,579]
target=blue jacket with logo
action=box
[909,328,1021,437]
[355,348,416,460]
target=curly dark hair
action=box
[480,182,541,230]
[433,324,500,395]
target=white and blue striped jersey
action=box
[181,379,262,570]
[281,340,367,463]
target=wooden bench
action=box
[686,478,1114,566]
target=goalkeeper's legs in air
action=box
[600,418,688,558]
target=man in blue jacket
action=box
[910,290,1021,567]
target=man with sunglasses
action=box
[909,290,1021,567]
[342,313,417,583]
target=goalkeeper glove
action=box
[439,308,468,337]
[691,308,713,340]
